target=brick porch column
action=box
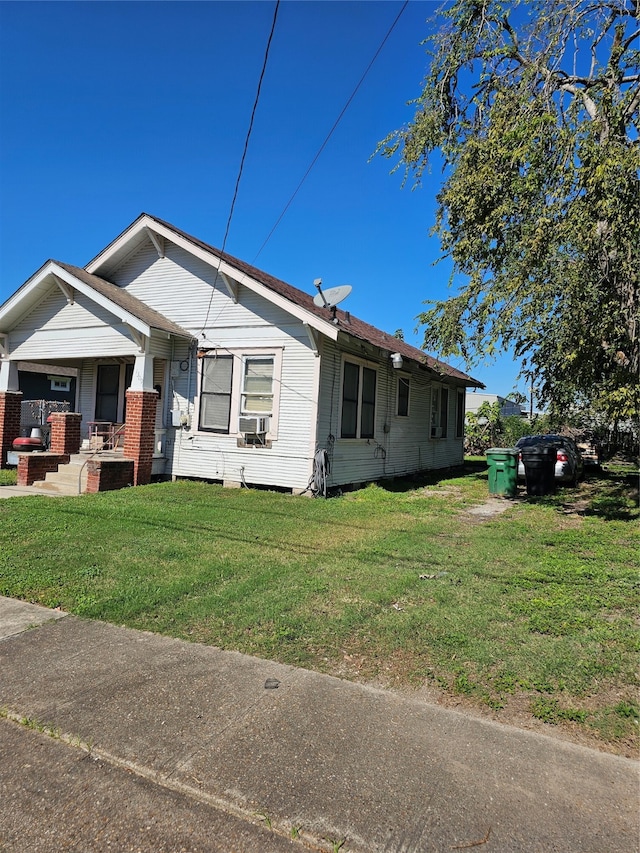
[124,389,158,486]
[49,412,82,455]
[0,391,22,467]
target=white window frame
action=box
[339,356,378,440]
[240,355,275,417]
[197,347,282,439]
[49,376,71,392]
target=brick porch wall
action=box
[49,412,82,455]
[86,459,134,493]
[123,390,158,486]
[17,452,70,486]
[0,391,23,467]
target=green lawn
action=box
[1,461,638,754]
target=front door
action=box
[95,363,135,423]
[95,365,119,422]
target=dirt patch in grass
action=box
[463,498,514,520]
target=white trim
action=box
[219,272,238,303]
[49,376,71,392]
[0,261,154,342]
[48,263,151,337]
[338,354,378,440]
[86,215,340,342]
[145,227,165,258]
[303,322,320,356]
[52,274,75,305]
[196,346,283,440]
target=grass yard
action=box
[1,461,638,756]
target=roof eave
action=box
[86,214,340,342]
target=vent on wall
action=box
[239,416,270,434]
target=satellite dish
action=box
[313,284,352,309]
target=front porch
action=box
[0,386,164,493]
[16,447,132,495]
[0,255,194,492]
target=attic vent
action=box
[239,416,269,435]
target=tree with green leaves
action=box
[378,0,639,422]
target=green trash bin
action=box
[486,448,519,497]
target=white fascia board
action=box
[48,262,151,337]
[0,267,52,331]
[87,215,339,341]
[214,262,339,342]
[85,213,149,273]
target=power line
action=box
[251,0,409,264]
[201,0,281,333]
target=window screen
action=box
[242,357,274,414]
[200,355,233,432]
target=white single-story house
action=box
[0,214,482,493]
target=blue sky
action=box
[0,0,526,397]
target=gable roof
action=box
[0,259,192,341]
[53,262,192,339]
[87,214,482,387]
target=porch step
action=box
[30,451,125,495]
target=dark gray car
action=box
[516,434,584,486]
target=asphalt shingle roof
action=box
[145,215,482,386]
[54,261,192,339]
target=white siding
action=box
[316,339,464,487]
[8,232,465,490]
[111,241,322,490]
[166,335,318,491]
[9,285,141,360]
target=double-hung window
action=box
[198,349,280,437]
[341,360,376,439]
[431,385,449,438]
[241,356,274,416]
[199,355,233,433]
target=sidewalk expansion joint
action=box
[1,707,348,853]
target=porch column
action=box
[0,391,22,467]
[0,359,19,393]
[124,389,158,485]
[49,412,83,455]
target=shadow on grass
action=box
[534,468,640,522]
[374,460,487,494]
[583,469,639,522]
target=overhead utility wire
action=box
[251,0,409,264]
[201,0,281,334]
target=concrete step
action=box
[30,451,126,495]
[30,479,82,496]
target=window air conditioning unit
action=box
[432,426,443,438]
[239,416,270,434]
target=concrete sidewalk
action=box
[1,597,637,852]
[0,485,69,499]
